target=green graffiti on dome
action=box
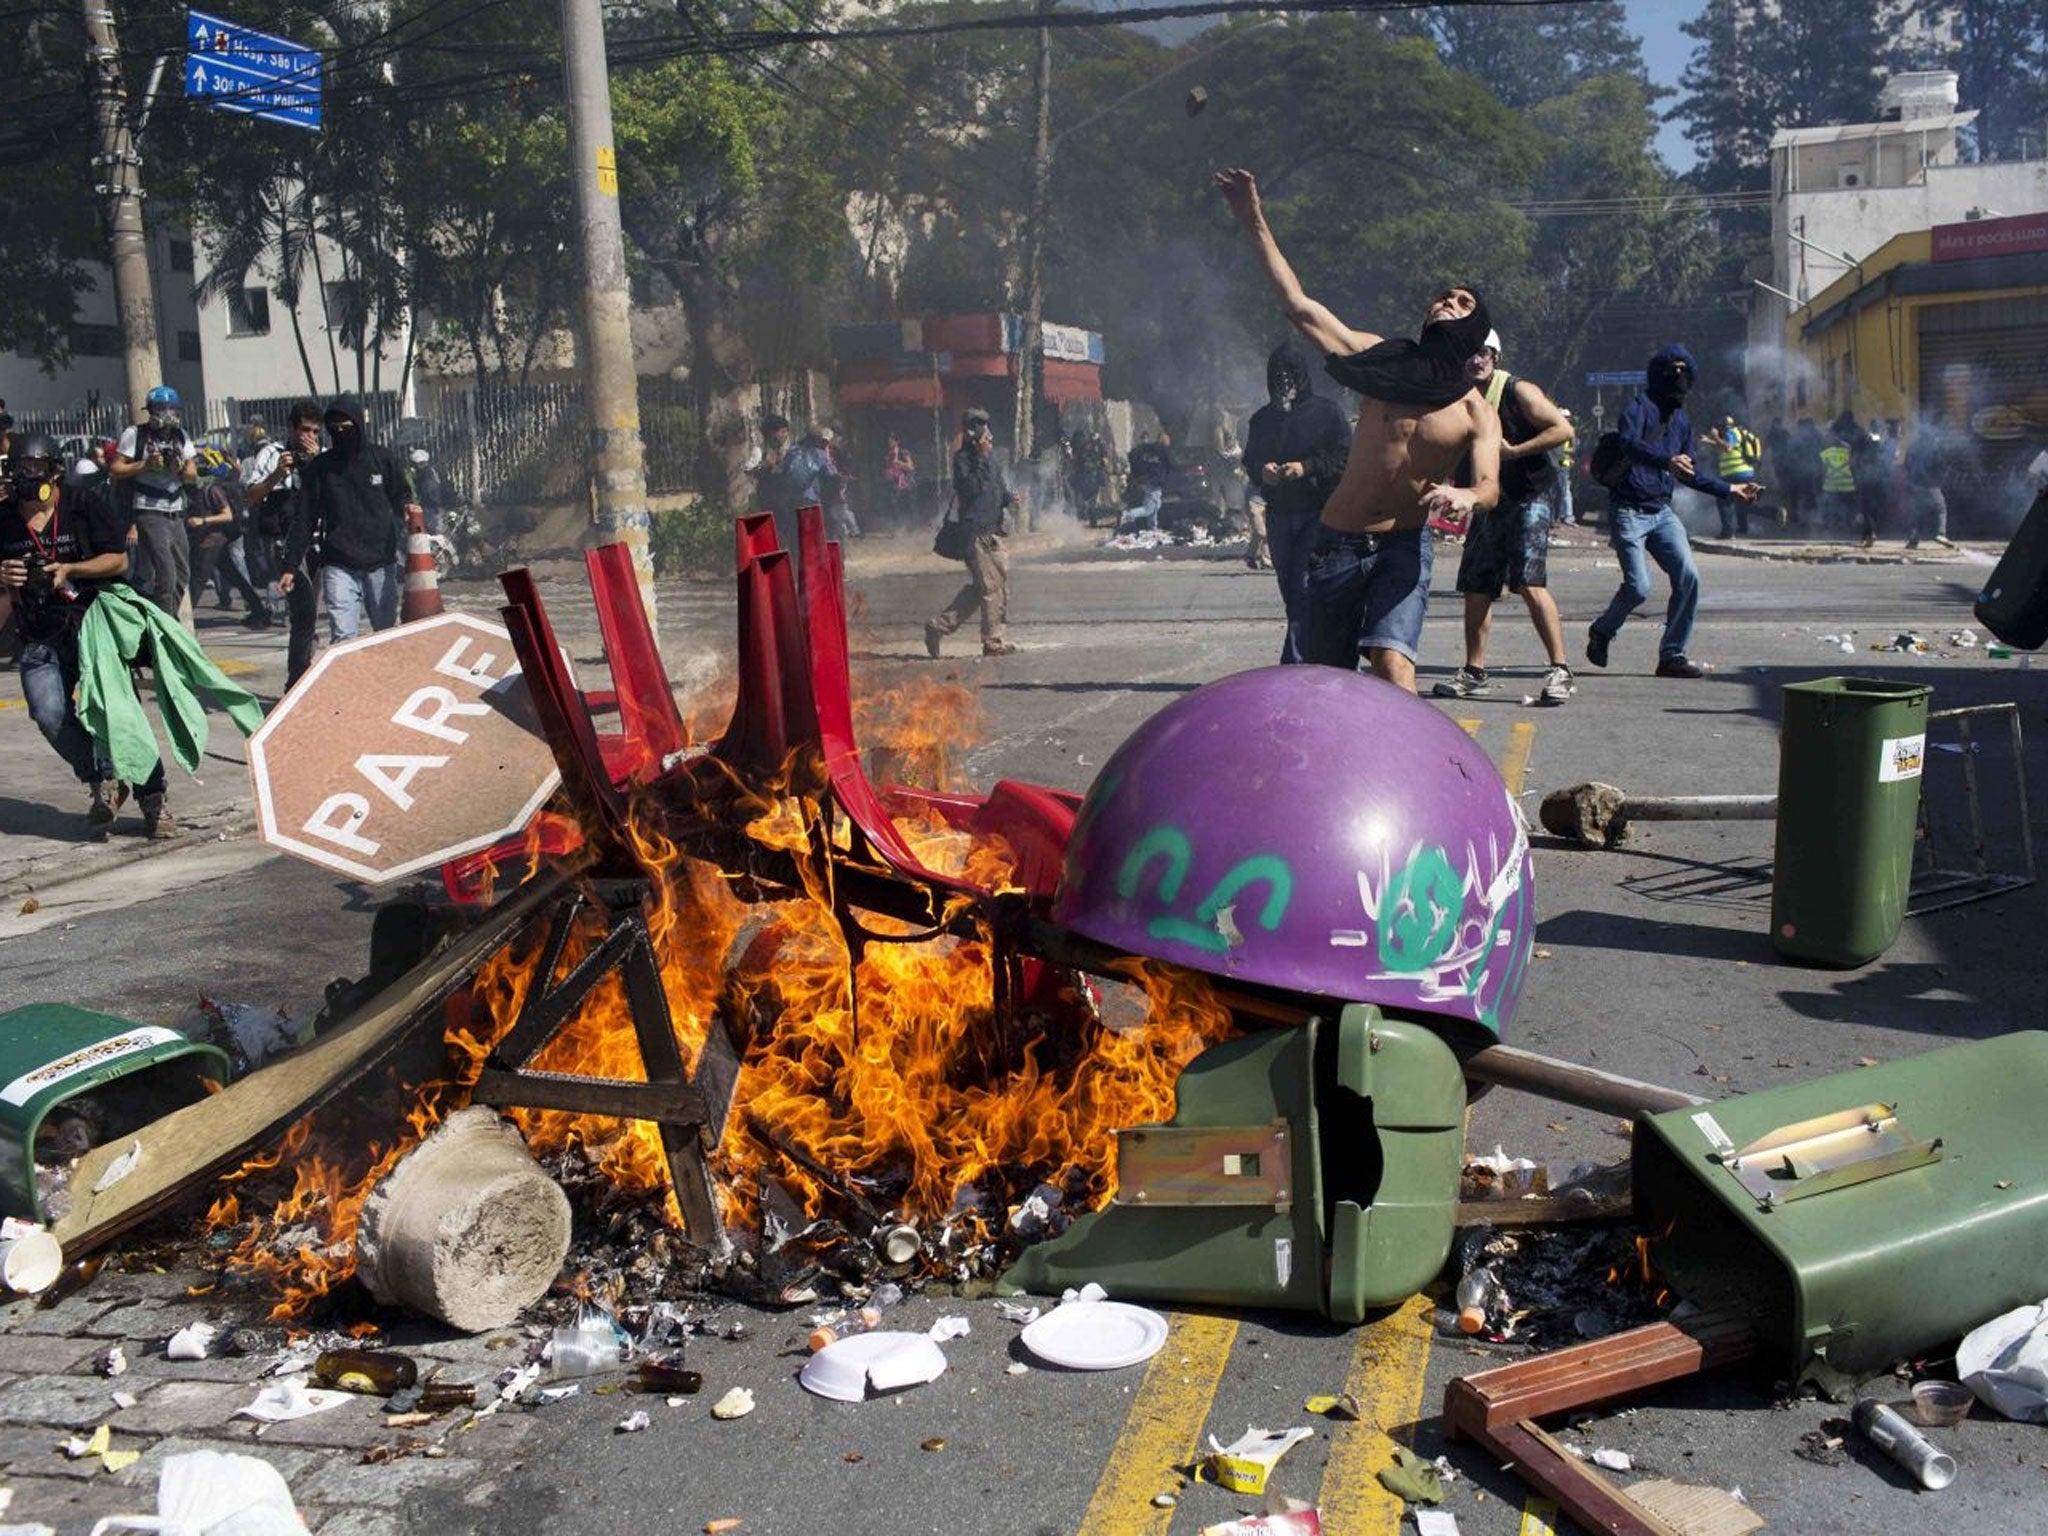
[1116,825,1191,905]
[1150,854,1295,953]
[1377,845,1461,974]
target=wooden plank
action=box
[469,1068,708,1125]
[1445,1311,1755,1435]
[52,872,569,1256]
[1486,1420,1690,1536]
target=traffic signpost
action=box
[1585,370,1648,388]
[185,8,322,130]
[248,615,565,883]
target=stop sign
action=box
[248,614,565,882]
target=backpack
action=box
[1588,431,1630,489]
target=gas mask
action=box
[146,405,180,432]
[10,458,59,506]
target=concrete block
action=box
[354,1108,571,1333]
[109,1434,323,1492]
[0,1471,174,1530]
[295,1453,487,1509]
[0,1334,100,1374]
[304,1508,409,1536]
[112,1379,268,1437]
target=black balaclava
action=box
[1646,344,1697,411]
[326,395,368,458]
[1267,344,1311,411]
[1323,286,1492,410]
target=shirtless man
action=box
[1216,167,1499,692]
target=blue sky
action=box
[1626,0,1709,168]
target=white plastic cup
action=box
[0,1217,64,1295]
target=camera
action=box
[22,553,77,601]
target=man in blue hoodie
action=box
[1586,345,1759,679]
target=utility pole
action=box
[80,0,163,422]
[559,0,656,628]
[1010,0,1053,467]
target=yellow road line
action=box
[1456,717,1482,738]
[1500,720,1537,798]
[208,657,258,677]
[1315,1293,1439,1533]
[1074,1312,1238,1536]
[0,698,20,711]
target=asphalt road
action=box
[5,519,2045,1536]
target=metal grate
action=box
[1909,702,2038,914]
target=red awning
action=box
[1042,359,1103,405]
[839,375,944,409]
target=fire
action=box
[206,665,1238,1316]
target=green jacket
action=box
[76,584,265,784]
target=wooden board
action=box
[52,872,567,1256]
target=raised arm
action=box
[1505,379,1574,460]
[1213,168,1377,358]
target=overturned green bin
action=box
[1001,1004,1466,1322]
[0,1004,233,1225]
[1634,1031,2048,1392]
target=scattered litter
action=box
[1878,633,1929,654]
[1199,1500,1323,1535]
[1910,1380,1972,1428]
[1461,1148,1545,1201]
[615,1410,651,1434]
[1627,1480,1763,1536]
[1152,1491,1178,1508]
[710,1388,756,1420]
[1957,1299,2048,1421]
[637,1358,702,1395]
[800,1332,948,1401]
[1949,629,1980,649]
[62,1425,109,1460]
[1794,1424,1849,1466]
[91,1141,143,1194]
[197,997,300,1076]
[536,1385,581,1405]
[995,1302,1041,1325]
[234,1379,351,1424]
[1020,1299,1168,1370]
[0,1218,63,1296]
[927,1316,972,1343]
[86,1448,310,1536]
[1414,1513,1462,1536]
[1005,1362,1029,1376]
[1590,1448,1633,1472]
[96,1346,127,1378]
[1376,1445,1445,1504]
[1853,1397,1956,1491]
[1303,1392,1361,1421]
[165,1323,217,1361]
[704,1522,743,1535]
[1059,1282,1108,1305]
[920,1436,947,1452]
[111,1391,138,1411]
[1203,1427,1315,1495]
[18,896,39,914]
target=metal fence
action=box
[17,377,718,507]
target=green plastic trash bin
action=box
[1771,677,1931,966]
[998,1005,1466,1322]
[0,1004,232,1224]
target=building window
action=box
[169,239,194,274]
[178,329,202,362]
[228,287,272,337]
[69,324,122,357]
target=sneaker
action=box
[1655,656,1708,679]
[1585,628,1610,669]
[981,639,1019,657]
[923,623,943,659]
[1432,666,1491,699]
[1904,540,1920,550]
[140,792,176,841]
[1538,664,1575,706]
[1859,531,1876,549]
[1934,535,1956,549]
[242,607,274,630]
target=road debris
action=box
[1303,1392,1361,1421]
[615,1409,651,1434]
[1853,1397,1957,1491]
[1376,1445,1446,1504]
[0,1219,63,1295]
[1203,1427,1316,1495]
[235,1379,352,1423]
[91,1448,310,1536]
[710,1387,756,1420]
[1957,1299,2048,1421]
[165,1321,217,1360]
[799,1332,948,1401]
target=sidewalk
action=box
[1689,531,1992,565]
[0,610,292,906]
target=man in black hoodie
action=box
[280,398,421,644]
[1243,344,1349,663]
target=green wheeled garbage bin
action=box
[1770,677,1931,967]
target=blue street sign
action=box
[186,9,321,130]
[1585,370,1648,388]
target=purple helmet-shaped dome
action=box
[1051,666,1534,1037]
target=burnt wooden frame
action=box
[468,881,725,1248]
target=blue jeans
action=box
[1593,503,1699,661]
[1296,526,1433,667]
[1267,506,1319,663]
[322,562,398,644]
[1123,486,1162,531]
[20,631,165,794]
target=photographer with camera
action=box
[109,385,199,619]
[245,402,323,687]
[923,407,1019,658]
[0,433,172,836]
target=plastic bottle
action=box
[1454,1268,1501,1335]
[312,1349,418,1395]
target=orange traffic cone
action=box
[400,509,444,623]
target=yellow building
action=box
[1785,212,2048,525]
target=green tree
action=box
[1931,0,2048,159]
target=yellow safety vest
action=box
[1717,427,1759,478]
[1820,444,1856,493]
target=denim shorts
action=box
[1296,526,1434,666]
[1454,497,1550,598]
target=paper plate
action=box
[1019,1301,1169,1370]
[799,1330,948,1402]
